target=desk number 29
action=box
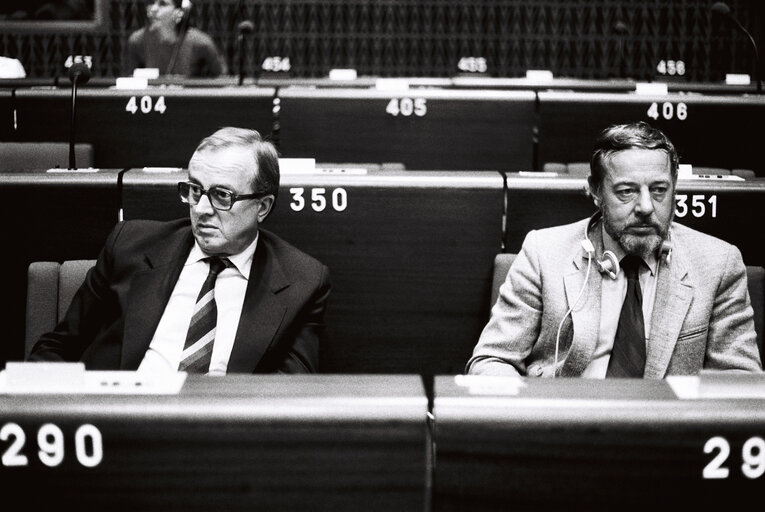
[703,436,765,479]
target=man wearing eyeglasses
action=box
[29,127,330,374]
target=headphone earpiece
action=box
[596,250,619,280]
[660,240,673,264]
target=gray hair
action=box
[589,121,678,195]
[194,127,280,199]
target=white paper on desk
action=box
[0,362,186,395]
[454,374,527,395]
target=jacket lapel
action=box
[644,247,693,378]
[560,240,602,376]
[226,236,290,373]
[120,229,193,370]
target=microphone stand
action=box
[237,21,254,85]
[68,63,90,170]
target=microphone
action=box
[711,1,761,94]
[613,21,629,78]
[167,0,193,75]
[67,62,90,170]
[237,20,254,85]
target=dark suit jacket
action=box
[28,219,330,373]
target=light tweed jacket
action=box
[467,218,762,378]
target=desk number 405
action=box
[1,422,103,468]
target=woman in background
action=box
[127,0,226,77]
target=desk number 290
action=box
[703,436,765,479]
[1,422,103,468]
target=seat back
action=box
[492,253,765,361]
[491,253,517,307]
[747,265,765,362]
[25,260,96,359]
[0,142,94,171]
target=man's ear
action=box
[257,195,275,222]
[586,177,601,208]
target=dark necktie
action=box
[606,255,646,378]
[178,257,229,373]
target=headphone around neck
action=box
[551,211,673,377]
[581,212,673,280]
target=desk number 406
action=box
[1,422,103,468]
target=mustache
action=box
[627,222,659,229]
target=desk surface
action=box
[0,374,428,511]
[3,76,758,94]
[434,374,765,511]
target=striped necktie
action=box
[178,257,229,373]
[606,255,646,378]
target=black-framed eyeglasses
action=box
[178,182,265,211]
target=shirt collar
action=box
[601,224,658,276]
[185,231,259,279]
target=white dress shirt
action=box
[137,234,258,376]
[582,227,659,378]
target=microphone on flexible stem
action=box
[67,62,90,170]
[237,20,254,86]
[613,21,629,79]
[711,1,762,94]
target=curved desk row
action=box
[3,170,764,371]
[1,86,764,173]
[0,372,763,511]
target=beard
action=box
[602,209,670,259]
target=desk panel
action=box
[12,88,275,168]
[0,90,12,139]
[503,175,765,269]
[0,374,428,511]
[122,169,505,375]
[451,77,759,95]
[434,375,765,511]
[0,170,122,366]
[537,92,765,175]
[278,88,535,171]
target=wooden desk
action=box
[12,87,275,168]
[0,374,428,511]
[434,374,765,511]
[277,88,536,171]
[121,169,505,375]
[0,170,122,366]
[503,174,765,269]
[537,92,765,174]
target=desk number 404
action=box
[1,422,103,468]
[125,95,167,115]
